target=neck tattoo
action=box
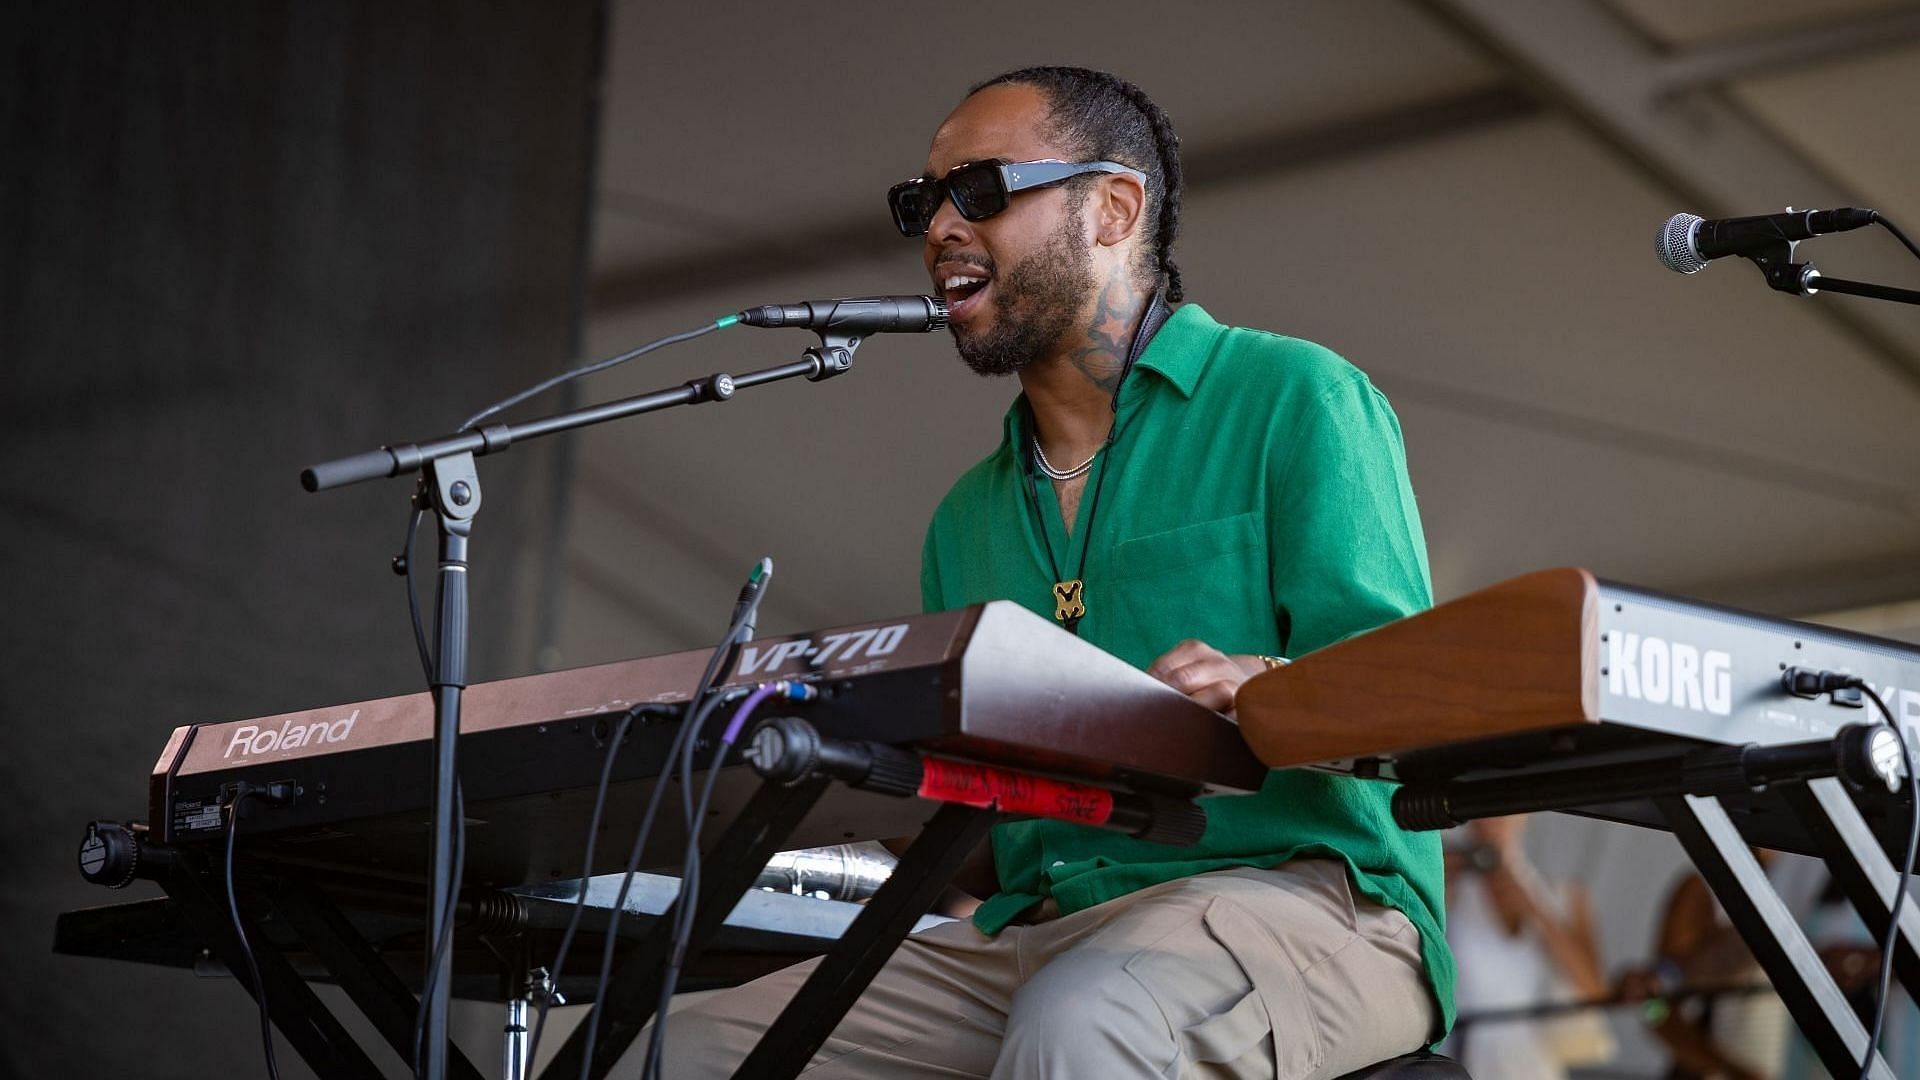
[1064,277,1145,393]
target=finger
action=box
[1146,639,1220,680]
[1146,644,1199,680]
[1190,678,1240,712]
[1154,657,1236,694]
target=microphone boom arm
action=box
[1738,238,1920,306]
[302,332,869,492]
[1803,275,1920,306]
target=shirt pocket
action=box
[1108,512,1270,649]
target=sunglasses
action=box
[887,158,1145,237]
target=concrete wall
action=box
[0,3,602,1075]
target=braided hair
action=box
[971,66,1185,303]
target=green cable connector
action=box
[715,313,740,329]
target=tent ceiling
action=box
[541,0,1920,669]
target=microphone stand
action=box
[300,328,867,1080]
[1742,238,1920,306]
[1803,275,1920,306]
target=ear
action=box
[1091,171,1146,250]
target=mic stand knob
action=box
[744,716,823,784]
[805,331,862,381]
[1742,237,1819,296]
[78,820,141,889]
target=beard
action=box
[952,210,1094,378]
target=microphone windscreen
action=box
[1657,213,1707,274]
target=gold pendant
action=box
[1052,579,1086,623]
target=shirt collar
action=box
[1126,301,1218,400]
[996,296,1219,449]
[1121,290,1174,378]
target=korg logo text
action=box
[1608,634,1733,716]
[224,709,360,758]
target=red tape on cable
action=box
[916,757,1115,826]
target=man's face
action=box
[920,84,1096,377]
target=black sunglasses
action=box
[887,158,1145,237]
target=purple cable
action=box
[719,682,785,746]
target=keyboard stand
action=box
[732,802,998,1078]
[1662,793,1898,1079]
[1785,778,1920,1000]
[543,775,834,1077]
[159,844,488,1080]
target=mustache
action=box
[933,254,995,276]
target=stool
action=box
[1335,1050,1472,1078]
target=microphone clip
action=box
[1740,237,1820,297]
[805,331,862,381]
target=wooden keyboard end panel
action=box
[1235,568,1601,767]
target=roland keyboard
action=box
[148,600,1264,888]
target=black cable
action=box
[407,518,467,1061]
[645,714,743,1079]
[400,511,470,1079]
[411,783,467,1079]
[1855,683,1917,1080]
[402,507,433,680]
[1874,213,1920,265]
[574,687,737,1080]
[393,312,736,1071]
[648,718,710,1079]
[526,707,637,1066]
[645,691,724,1080]
[459,318,734,433]
[225,790,284,1080]
[573,577,761,1077]
[562,562,770,1077]
[641,575,775,1078]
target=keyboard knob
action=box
[78,820,140,889]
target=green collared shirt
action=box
[920,302,1454,1036]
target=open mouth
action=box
[939,271,992,322]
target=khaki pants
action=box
[615,860,1435,1079]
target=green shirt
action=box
[919,303,1454,1037]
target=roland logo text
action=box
[224,709,359,758]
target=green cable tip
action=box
[748,560,766,583]
[716,314,740,329]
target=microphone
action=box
[736,295,948,334]
[1657,207,1878,274]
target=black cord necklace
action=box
[1023,416,1115,635]
[1020,293,1170,635]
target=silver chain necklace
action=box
[1030,433,1102,481]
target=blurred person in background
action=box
[1619,855,1792,1080]
[1442,814,1615,1080]
[1780,875,1920,1078]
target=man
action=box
[628,66,1449,1078]
[1443,816,1612,1079]
[1618,859,1790,1080]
